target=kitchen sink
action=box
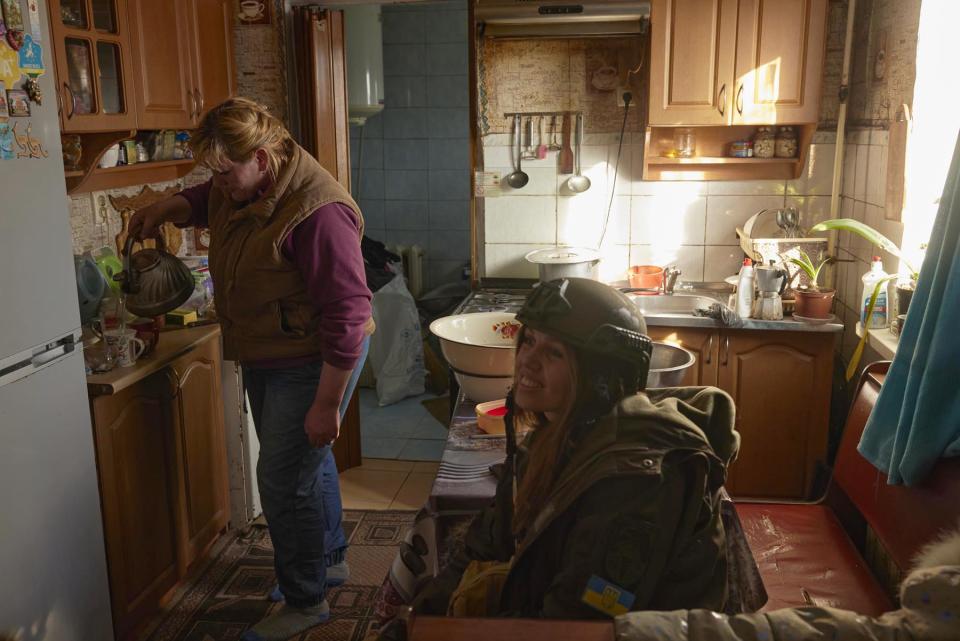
[627,294,722,316]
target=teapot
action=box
[115,235,195,318]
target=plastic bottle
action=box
[860,256,889,329]
[736,258,755,318]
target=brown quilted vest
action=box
[207,143,364,362]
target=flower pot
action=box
[793,287,835,319]
[895,284,914,317]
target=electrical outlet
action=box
[616,87,633,108]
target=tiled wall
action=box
[349,0,471,290]
[481,132,838,283]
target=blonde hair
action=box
[191,97,293,178]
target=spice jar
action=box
[729,140,753,158]
[775,126,798,158]
[674,128,696,158]
[753,126,775,158]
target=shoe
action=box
[267,561,350,602]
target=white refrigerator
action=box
[0,1,113,637]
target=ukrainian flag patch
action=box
[580,574,635,616]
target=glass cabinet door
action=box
[96,42,124,114]
[59,0,89,29]
[64,38,96,115]
[91,0,118,33]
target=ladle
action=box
[505,114,529,189]
[567,113,591,193]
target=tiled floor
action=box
[359,388,448,461]
[339,458,440,510]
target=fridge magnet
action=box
[22,75,40,104]
[26,0,40,41]
[12,121,47,158]
[237,0,271,26]
[0,81,7,119]
[7,88,28,116]
[0,13,6,37]
[0,39,18,86]
[0,122,14,159]
[5,28,22,51]
[18,34,43,77]
[1,0,24,31]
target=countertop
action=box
[86,325,221,396]
[643,312,844,333]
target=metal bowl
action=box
[647,342,696,388]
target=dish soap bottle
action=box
[736,258,755,318]
[860,256,889,329]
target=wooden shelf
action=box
[647,156,798,165]
[96,159,195,174]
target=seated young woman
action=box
[406,278,740,621]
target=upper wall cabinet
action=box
[128,0,236,129]
[50,0,139,133]
[649,0,827,126]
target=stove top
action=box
[455,289,528,314]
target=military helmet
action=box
[516,278,653,390]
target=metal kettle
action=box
[116,235,195,318]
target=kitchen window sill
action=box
[856,322,899,360]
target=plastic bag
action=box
[369,274,426,406]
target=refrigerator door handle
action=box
[0,332,80,387]
[32,341,74,368]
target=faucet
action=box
[662,266,682,294]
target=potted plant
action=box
[810,218,922,379]
[786,249,835,319]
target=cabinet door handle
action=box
[736,84,744,116]
[196,89,205,116]
[705,334,714,364]
[163,368,181,399]
[188,90,196,119]
[721,336,730,366]
[62,83,75,119]
[718,84,726,117]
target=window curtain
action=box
[857,133,960,484]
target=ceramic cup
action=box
[130,317,161,356]
[103,328,146,368]
[240,0,264,18]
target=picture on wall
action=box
[7,89,29,116]
[236,0,271,26]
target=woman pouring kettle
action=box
[128,98,372,641]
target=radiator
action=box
[391,244,426,298]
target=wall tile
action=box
[485,243,551,278]
[854,144,868,202]
[595,244,630,282]
[383,108,428,139]
[705,195,786,245]
[384,139,430,170]
[572,143,632,196]
[358,169,385,200]
[428,138,470,170]
[384,76,427,108]
[427,43,468,75]
[485,196,556,243]
[787,143,836,196]
[633,180,709,197]
[384,229,428,249]
[385,200,429,230]
[557,195,629,247]
[354,137,383,169]
[865,144,887,207]
[427,75,469,107]
[428,230,471,260]
[842,144,857,198]
[703,246,744,282]
[429,169,471,200]
[383,44,427,77]
[427,108,469,138]
[362,112,384,138]
[483,145,515,169]
[427,259,467,290]
[359,198,385,229]
[706,180,787,196]
[429,200,471,230]
[385,169,429,200]
[785,195,832,228]
[425,9,468,44]
[631,195,707,246]
[383,10,427,44]
[486,166,558,196]
[630,245,705,282]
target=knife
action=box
[559,112,574,174]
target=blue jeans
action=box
[243,336,369,607]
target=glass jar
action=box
[674,128,696,158]
[754,126,776,158]
[729,140,753,158]
[775,126,798,158]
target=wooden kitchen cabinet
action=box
[89,369,180,640]
[88,328,229,639]
[185,0,237,119]
[648,0,738,126]
[649,0,827,126]
[168,337,230,572]
[733,0,828,125]
[49,0,139,132]
[646,325,834,499]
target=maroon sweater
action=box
[178,179,371,370]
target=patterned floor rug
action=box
[145,510,415,641]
